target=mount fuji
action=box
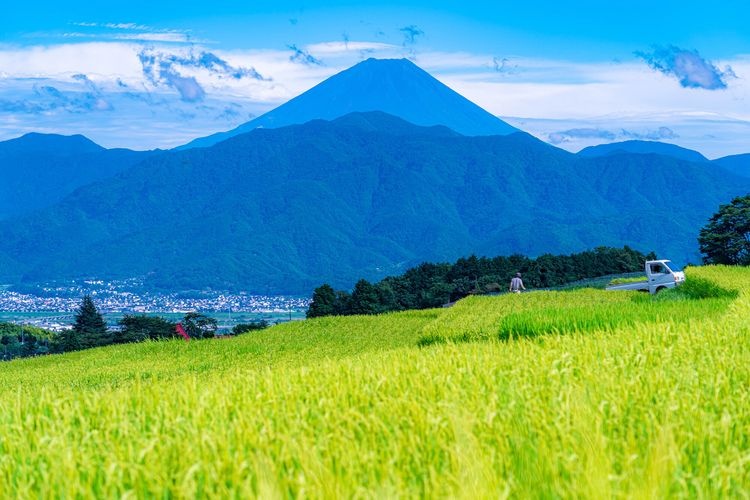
[179,58,517,149]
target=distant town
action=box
[0,278,309,332]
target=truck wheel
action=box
[655,286,666,294]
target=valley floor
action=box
[1,266,749,497]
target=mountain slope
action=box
[714,153,750,178]
[1,133,105,155]
[0,133,156,220]
[180,58,517,149]
[0,112,746,293]
[578,140,708,163]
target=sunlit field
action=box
[1,266,749,497]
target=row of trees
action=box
[2,296,269,361]
[52,296,222,354]
[1,322,56,360]
[308,246,655,318]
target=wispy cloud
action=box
[492,57,519,75]
[399,25,424,60]
[114,33,194,43]
[622,126,678,141]
[305,41,398,55]
[161,70,204,102]
[66,22,196,44]
[287,44,323,66]
[70,73,113,110]
[73,22,151,30]
[635,45,736,90]
[399,25,424,46]
[548,128,616,144]
[0,75,113,115]
[138,48,268,101]
[62,31,192,43]
[216,103,254,122]
[548,126,678,144]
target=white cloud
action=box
[0,42,144,79]
[305,41,399,55]
[66,22,196,43]
[439,57,749,121]
[73,22,152,31]
[0,40,747,156]
[113,32,193,43]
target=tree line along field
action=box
[0,265,749,497]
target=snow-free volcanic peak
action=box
[180,58,517,149]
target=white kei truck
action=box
[605,260,686,294]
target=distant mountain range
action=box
[1,58,749,294]
[714,154,750,178]
[1,111,748,293]
[578,139,750,177]
[0,133,154,220]
[578,140,709,163]
[179,58,518,149]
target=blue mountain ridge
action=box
[179,58,517,149]
[714,153,750,178]
[0,111,747,293]
[0,133,156,220]
[578,140,709,163]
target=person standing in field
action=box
[509,272,526,293]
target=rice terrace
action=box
[3,1,750,497]
[1,265,748,497]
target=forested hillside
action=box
[0,113,746,292]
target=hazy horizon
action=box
[2,1,748,158]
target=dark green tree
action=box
[1,334,20,360]
[0,322,21,337]
[421,282,454,308]
[182,312,217,339]
[115,315,177,344]
[350,279,379,315]
[333,290,352,315]
[375,282,398,312]
[51,329,81,353]
[307,284,338,318]
[73,295,108,349]
[699,195,750,265]
[21,334,38,357]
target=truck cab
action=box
[645,260,685,293]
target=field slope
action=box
[1,266,749,497]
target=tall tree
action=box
[699,195,750,265]
[182,312,217,339]
[73,295,108,349]
[350,279,380,315]
[307,284,338,318]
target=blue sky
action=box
[2,1,749,156]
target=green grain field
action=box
[1,266,749,497]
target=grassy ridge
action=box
[1,266,749,497]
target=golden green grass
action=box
[1,266,749,497]
[608,276,648,285]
